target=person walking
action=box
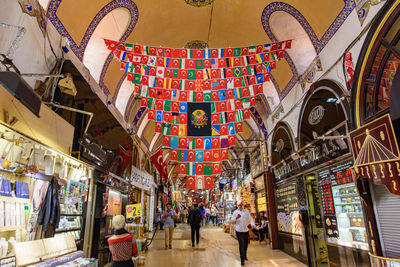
[107,215,138,267]
[231,200,256,266]
[155,209,164,230]
[162,203,178,249]
[205,205,211,226]
[199,203,205,226]
[187,203,202,247]
[211,204,218,226]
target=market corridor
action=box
[143,224,305,267]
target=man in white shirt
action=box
[231,200,256,265]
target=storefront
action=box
[0,94,95,265]
[272,81,371,266]
[351,1,400,264]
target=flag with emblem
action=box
[187,103,212,137]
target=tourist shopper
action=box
[107,215,138,267]
[199,203,205,226]
[211,204,218,226]
[162,203,178,249]
[155,209,164,230]
[205,205,211,225]
[187,203,203,247]
[231,201,256,266]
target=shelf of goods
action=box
[126,223,146,255]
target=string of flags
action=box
[106,39,292,189]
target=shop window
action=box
[367,45,387,82]
[377,53,400,111]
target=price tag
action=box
[126,204,142,219]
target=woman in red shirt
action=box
[108,215,138,267]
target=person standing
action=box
[231,200,256,266]
[187,203,202,247]
[162,203,178,249]
[199,203,205,226]
[107,215,138,267]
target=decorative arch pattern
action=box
[47,0,139,95]
[261,1,356,98]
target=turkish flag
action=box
[193,49,204,59]
[256,45,263,54]
[228,135,236,146]
[219,79,226,89]
[234,58,242,67]
[155,99,163,110]
[178,163,187,174]
[195,92,203,102]
[133,44,142,54]
[227,89,234,99]
[179,137,187,149]
[171,102,179,112]
[171,58,180,68]
[243,109,250,119]
[148,87,156,98]
[212,137,221,149]
[216,101,227,112]
[187,176,195,189]
[221,148,229,160]
[171,79,180,89]
[155,122,163,133]
[148,109,155,120]
[149,66,157,76]
[134,64,141,74]
[220,124,228,135]
[186,59,195,68]
[263,72,270,81]
[196,163,204,175]
[186,80,195,90]
[142,55,149,65]
[242,87,250,97]
[164,48,172,57]
[203,80,211,90]
[163,90,172,100]
[236,122,243,133]
[195,138,204,149]
[104,39,118,50]
[134,85,141,94]
[171,125,179,136]
[248,76,256,85]
[255,84,263,94]
[212,150,220,162]
[241,47,249,55]
[150,148,165,177]
[224,48,233,57]
[211,91,219,101]
[213,162,221,174]
[163,135,171,147]
[187,150,196,162]
[250,96,257,106]
[271,61,276,70]
[165,69,173,78]
[218,58,226,68]
[164,112,171,123]
[241,66,248,76]
[234,99,243,110]
[210,49,219,58]
[180,91,188,102]
[227,112,235,123]
[225,68,233,78]
[141,97,148,107]
[211,114,219,124]
[204,176,213,189]
[204,150,212,162]
[148,46,157,56]
[157,57,164,67]
[156,78,164,88]
[141,75,149,86]
[179,69,188,79]
[179,113,188,124]
[171,149,179,161]
[248,55,255,65]
[203,59,211,68]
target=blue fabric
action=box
[163,210,177,227]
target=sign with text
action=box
[126,203,142,219]
[130,166,154,191]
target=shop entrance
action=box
[305,174,328,267]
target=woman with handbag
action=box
[108,215,138,267]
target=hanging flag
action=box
[204,164,213,175]
[213,162,221,174]
[228,135,236,146]
[171,136,179,149]
[221,148,229,160]
[204,176,214,189]
[212,125,220,136]
[187,176,196,189]
[196,176,205,189]
[150,148,164,178]
[204,137,212,150]
[196,150,204,162]
[187,150,196,162]
[204,150,212,162]
[178,163,187,174]
[163,135,171,147]
[187,103,212,137]
[179,137,187,149]
[171,149,179,161]
[196,163,204,175]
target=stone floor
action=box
[143,224,306,267]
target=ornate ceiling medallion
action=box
[185,0,215,8]
[184,40,208,49]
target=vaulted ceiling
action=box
[40,0,356,181]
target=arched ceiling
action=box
[43,0,356,181]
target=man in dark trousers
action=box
[231,200,256,265]
[187,203,202,247]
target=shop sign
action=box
[308,105,325,125]
[254,176,264,191]
[350,114,400,195]
[126,203,142,219]
[273,136,349,180]
[130,166,154,191]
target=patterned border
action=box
[261,1,356,99]
[47,0,139,95]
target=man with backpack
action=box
[187,203,202,247]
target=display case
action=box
[317,160,368,251]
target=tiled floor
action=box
[143,224,306,267]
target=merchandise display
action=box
[317,161,368,250]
